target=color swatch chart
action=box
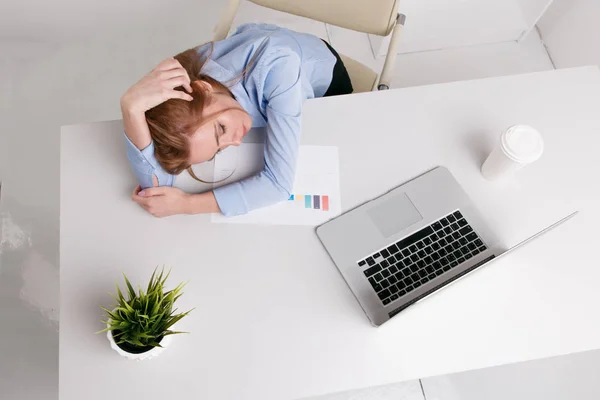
[288,194,330,211]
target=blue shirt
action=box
[125,23,336,216]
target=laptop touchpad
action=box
[367,193,422,238]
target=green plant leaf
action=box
[147,267,158,293]
[116,284,126,303]
[100,307,119,321]
[108,292,120,304]
[163,312,189,330]
[122,272,137,301]
[154,268,165,291]
[121,300,135,313]
[161,267,172,285]
[151,291,163,316]
[130,339,145,347]
[163,330,188,336]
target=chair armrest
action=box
[377,13,406,90]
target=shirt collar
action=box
[201,59,266,126]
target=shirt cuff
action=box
[123,132,175,187]
[213,182,249,217]
[124,132,154,162]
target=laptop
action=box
[316,166,573,326]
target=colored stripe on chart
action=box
[322,195,329,211]
[313,195,320,209]
[289,194,329,211]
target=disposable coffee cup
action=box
[481,125,544,181]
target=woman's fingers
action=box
[132,192,146,204]
[154,59,193,93]
[182,81,193,94]
[131,189,162,217]
[132,185,142,198]
[166,76,193,94]
[168,89,194,102]
[159,61,192,93]
[132,186,150,205]
[159,67,190,82]
[155,57,181,72]
[139,187,168,196]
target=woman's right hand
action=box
[120,58,194,114]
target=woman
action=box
[122,23,353,218]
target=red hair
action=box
[145,45,234,178]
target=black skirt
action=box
[321,40,354,97]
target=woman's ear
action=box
[191,79,214,93]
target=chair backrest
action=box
[249,0,399,36]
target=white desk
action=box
[60,67,600,400]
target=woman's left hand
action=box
[132,186,190,218]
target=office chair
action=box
[213,0,406,92]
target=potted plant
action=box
[97,267,193,361]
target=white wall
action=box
[538,0,600,68]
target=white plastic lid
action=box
[501,125,544,164]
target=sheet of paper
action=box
[212,144,265,190]
[211,144,341,226]
[173,145,261,194]
[172,158,216,194]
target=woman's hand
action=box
[131,185,191,218]
[120,58,194,114]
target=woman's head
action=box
[145,46,252,177]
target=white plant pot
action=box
[106,317,172,361]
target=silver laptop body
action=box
[317,167,504,326]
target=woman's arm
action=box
[132,186,221,217]
[186,192,221,214]
[121,57,193,150]
[213,50,303,216]
[121,104,152,151]
[122,58,194,189]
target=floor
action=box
[1,3,599,400]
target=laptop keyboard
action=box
[358,211,488,306]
